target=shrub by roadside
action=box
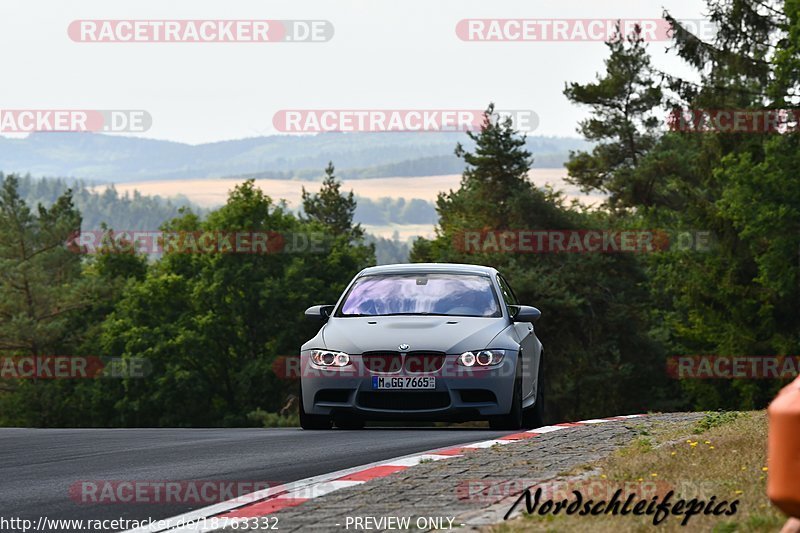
[246,408,299,428]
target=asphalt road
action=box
[0,427,511,529]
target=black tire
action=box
[335,414,365,430]
[523,353,545,429]
[489,359,523,430]
[299,384,332,430]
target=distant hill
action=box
[0,132,589,183]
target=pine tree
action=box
[562,3,800,411]
[450,103,533,229]
[413,105,665,421]
[0,174,86,357]
[563,25,663,209]
[301,162,363,239]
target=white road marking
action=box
[463,439,511,448]
[525,425,568,433]
[125,415,647,532]
[382,453,452,466]
[277,480,364,499]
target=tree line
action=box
[1,0,798,426]
[0,168,374,426]
[414,1,800,419]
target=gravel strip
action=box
[225,413,704,532]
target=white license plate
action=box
[372,376,436,390]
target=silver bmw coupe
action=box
[299,263,544,430]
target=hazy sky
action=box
[1,0,708,144]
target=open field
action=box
[94,169,598,208]
[362,223,439,240]
[92,170,603,239]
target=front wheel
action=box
[523,353,545,429]
[489,362,523,430]
[299,384,332,430]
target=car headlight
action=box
[457,349,506,367]
[310,350,351,368]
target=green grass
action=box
[693,411,740,434]
[492,411,787,533]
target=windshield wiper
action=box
[378,312,450,316]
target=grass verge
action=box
[491,411,787,532]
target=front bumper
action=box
[300,351,516,421]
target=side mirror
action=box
[511,305,541,323]
[305,305,335,323]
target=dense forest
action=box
[413,5,800,419]
[12,174,436,229]
[9,174,419,264]
[14,175,198,231]
[1,0,798,426]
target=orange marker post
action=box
[767,375,800,519]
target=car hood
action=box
[320,316,508,354]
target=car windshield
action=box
[337,273,502,318]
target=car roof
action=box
[357,263,499,277]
